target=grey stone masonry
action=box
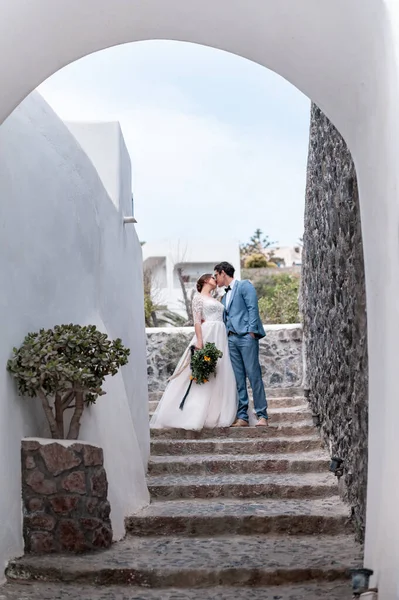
[21,439,112,554]
[146,324,303,393]
[302,103,368,541]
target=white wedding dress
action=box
[150,293,237,430]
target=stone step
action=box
[147,472,337,500]
[149,409,312,423]
[268,406,312,419]
[148,450,329,476]
[265,387,304,398]
[151,435,322,455]
[150,423,316,439]
[149,396,308,412]
[125,497,351,536]
[6,534,361,588]
[148,387,304,402]
[0,581,355,599]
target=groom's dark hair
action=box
[214,261,235,278]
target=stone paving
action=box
[6,534,361,586]
[0,582,353,599]
[147,472,338,500]
[149,407,313,423]
[1,388,362,598]
[125,497,351,536]
[150,423,316,439]
[148,450,329,475]
[150,435,323,455]
[149,395,305,411]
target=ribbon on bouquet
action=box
[179,345,196,411]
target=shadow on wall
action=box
[301,103,368,541]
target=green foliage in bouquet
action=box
[7,324,130,440]
[190,342,223,385]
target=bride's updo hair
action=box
[196,273,213,293]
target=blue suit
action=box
[222,280,268,421]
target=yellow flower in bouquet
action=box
[191,343,223,385]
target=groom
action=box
[214,262,268,427]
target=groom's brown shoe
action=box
[231,419,249,427]
[256,417,269,427]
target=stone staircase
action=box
[1,387,362,599]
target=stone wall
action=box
[301,104,368,540]
[146,325,303,393]
[21,439,112,554]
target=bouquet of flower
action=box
[179,342,223,410]
[190,342,223,384]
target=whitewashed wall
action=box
[67,120,149,460]
[1,0,399,595]
[0,93,149,574]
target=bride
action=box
[150,273,237,430]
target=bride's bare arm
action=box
[192,294,204,349]
[194,322,203,349]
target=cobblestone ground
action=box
[1,389,362,598]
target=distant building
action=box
[142,240,241,316]
[268,245,302,267]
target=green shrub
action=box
[258,274,300,324]
[7,324,130,440]
[244,253,269,268]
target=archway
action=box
[1,0,398,595]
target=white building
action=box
[142,240,241,316]
[268,245,302,267]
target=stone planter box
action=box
[21,438,113,554]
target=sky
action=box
[38,40,310,247]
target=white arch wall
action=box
[364,5,399,598]
[1,0,399,595]
[0,0,385,137]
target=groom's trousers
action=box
[228,333,268,421]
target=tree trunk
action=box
[62,389,75,409]
[38,389,60,439]
[67,391,84,440]
[177,267,193,324]
[54,392,64,439]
